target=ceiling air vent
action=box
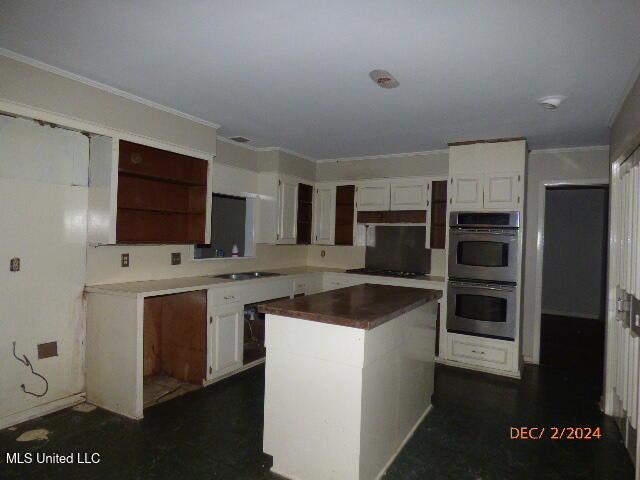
[230,136,250,143]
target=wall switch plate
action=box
[9,257,20,272]
[121,253,130,267]
[171,252,181,265]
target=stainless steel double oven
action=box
[447,211,520,340]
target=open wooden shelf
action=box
[430,180,447,248]
[297,183,313,244]
[116,140,208,244]
[335,185,355,245]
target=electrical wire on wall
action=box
[12,341,49,397]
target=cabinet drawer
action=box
[448,336,511,370]
[209,288,242,306]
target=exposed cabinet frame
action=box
[88,134,214,245]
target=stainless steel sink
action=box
[211,271,282,281]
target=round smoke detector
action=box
[369,69,399,89]
[537,95,566,110]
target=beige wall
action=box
[0,55,218,156]
[316,151,448,181]
[86,244,309,285]
[611,73,640,162]
[216,138,259,171]
[278,149,317,181]
[522,147,610,361]
[306,245,366,270]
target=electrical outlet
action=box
[9,257,20,272]
[171,252,181,265]
[121,253,130,267]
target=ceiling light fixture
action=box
[536,95,566,110]
[369,69,399,89]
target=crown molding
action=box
[218,135,315,162]
[529,145,609,154]
[0,48,221,130]
[316,149,448,164]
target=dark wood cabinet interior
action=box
[117,140,208,244]
[297,183,313,244]
[430,180,447,248]
[357,210,427,224]
[335,185,355,245]
[143,290,207,387]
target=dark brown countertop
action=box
[258,283,442,330]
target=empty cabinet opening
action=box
[243,297,289,365]
[143,290,207,408]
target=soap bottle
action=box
[232,244,239,257]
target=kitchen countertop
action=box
[258,283,442,330]
[84,267,445,298]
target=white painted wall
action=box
[541,188,608,319]
[0,117,87,423]
[522,147,610,360]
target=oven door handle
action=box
[450,229,517,236]
[449,281,515,292]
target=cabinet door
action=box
[450,175,483,210]
[483,172,521,210]
[313,185,336,244]
[208,302,244,380]
[390,179,428,210]
[356,181,391,211]
[277,177,298,244]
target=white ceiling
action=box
[1,0,639,159]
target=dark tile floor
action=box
[0,361,633,479]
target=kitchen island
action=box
[259,283,441,480]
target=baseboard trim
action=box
[523,356,539,364]
[436,357,521,379]
[542,309,600,320]
[0,393,85,430]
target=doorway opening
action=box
[538,184,609,394]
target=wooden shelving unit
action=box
[430,180,447,248]
[116,140,208,244]
[297,183,313,244]
[335,185,355,245]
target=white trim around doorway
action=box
[531,178,609,364]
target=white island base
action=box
[263,301,437,480]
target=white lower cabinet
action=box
[322,274,364,291]
[446,333,515,373]
[294,275,323,296]
[208,291,244,380]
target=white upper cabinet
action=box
[313,184,336,245]
[450,175,483,210]
[257,173,300,244]
[390,179,429,210]
[483,172,522,210]
[448,140,526,212]
[356,181,391,211]
[277,176,298,244]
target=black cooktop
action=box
[345,268,422,278]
